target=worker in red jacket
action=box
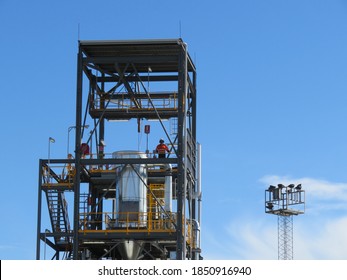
[156,138,170,158]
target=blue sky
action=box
[1,0,347,260]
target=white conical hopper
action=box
[118,240,143,260]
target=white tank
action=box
[113,151,147,226]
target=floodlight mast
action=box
[265,184,305,260]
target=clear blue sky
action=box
[1,0,347,260]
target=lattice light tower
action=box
[265,184,305,260]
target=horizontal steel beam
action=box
[40,232,73,239]
[84,56,178,65]
[40,157,178,165]
[89,109,178,120]
[78,231,177,240]
[90,75,178,83]
[102,92,178,99]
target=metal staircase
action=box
[45,190,71,244]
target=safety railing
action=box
[91,92,178,111]
[78,211,196,247]
[42,163,75,188]
[41,155,177,189]
[79,211,177,234]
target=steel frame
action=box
[36,39,201,260]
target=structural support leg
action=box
[73,48,83,259]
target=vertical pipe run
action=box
[197,143,202,252]
[191,69,197,232]
[164,164,172,212]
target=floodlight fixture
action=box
[265,183,305,260]
[266,202,274,210]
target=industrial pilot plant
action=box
[36,39,202,260]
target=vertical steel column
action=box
[99,73,105,159]
[197,143,202,258]
[176,42,188,259]
[36,160,43,260]
[191,68,199,260]
[73,44,83,259]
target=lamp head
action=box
[266,202,274,210]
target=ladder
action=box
[79,193,89,230]
[170,117,178,136]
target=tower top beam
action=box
[79,38,196,74]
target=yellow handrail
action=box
[79,211,178,234]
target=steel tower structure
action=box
[265,184,305,260]
[36,39,202,260]
[277,215,293,260]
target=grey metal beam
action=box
[91,75,178,83]
[102,92,178,99]
[78,232,177,240]
[84,56,178,65]
[89,109,178,120]
[83,66,102,93]
[79,38,183,46]
[176,42,188,260]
